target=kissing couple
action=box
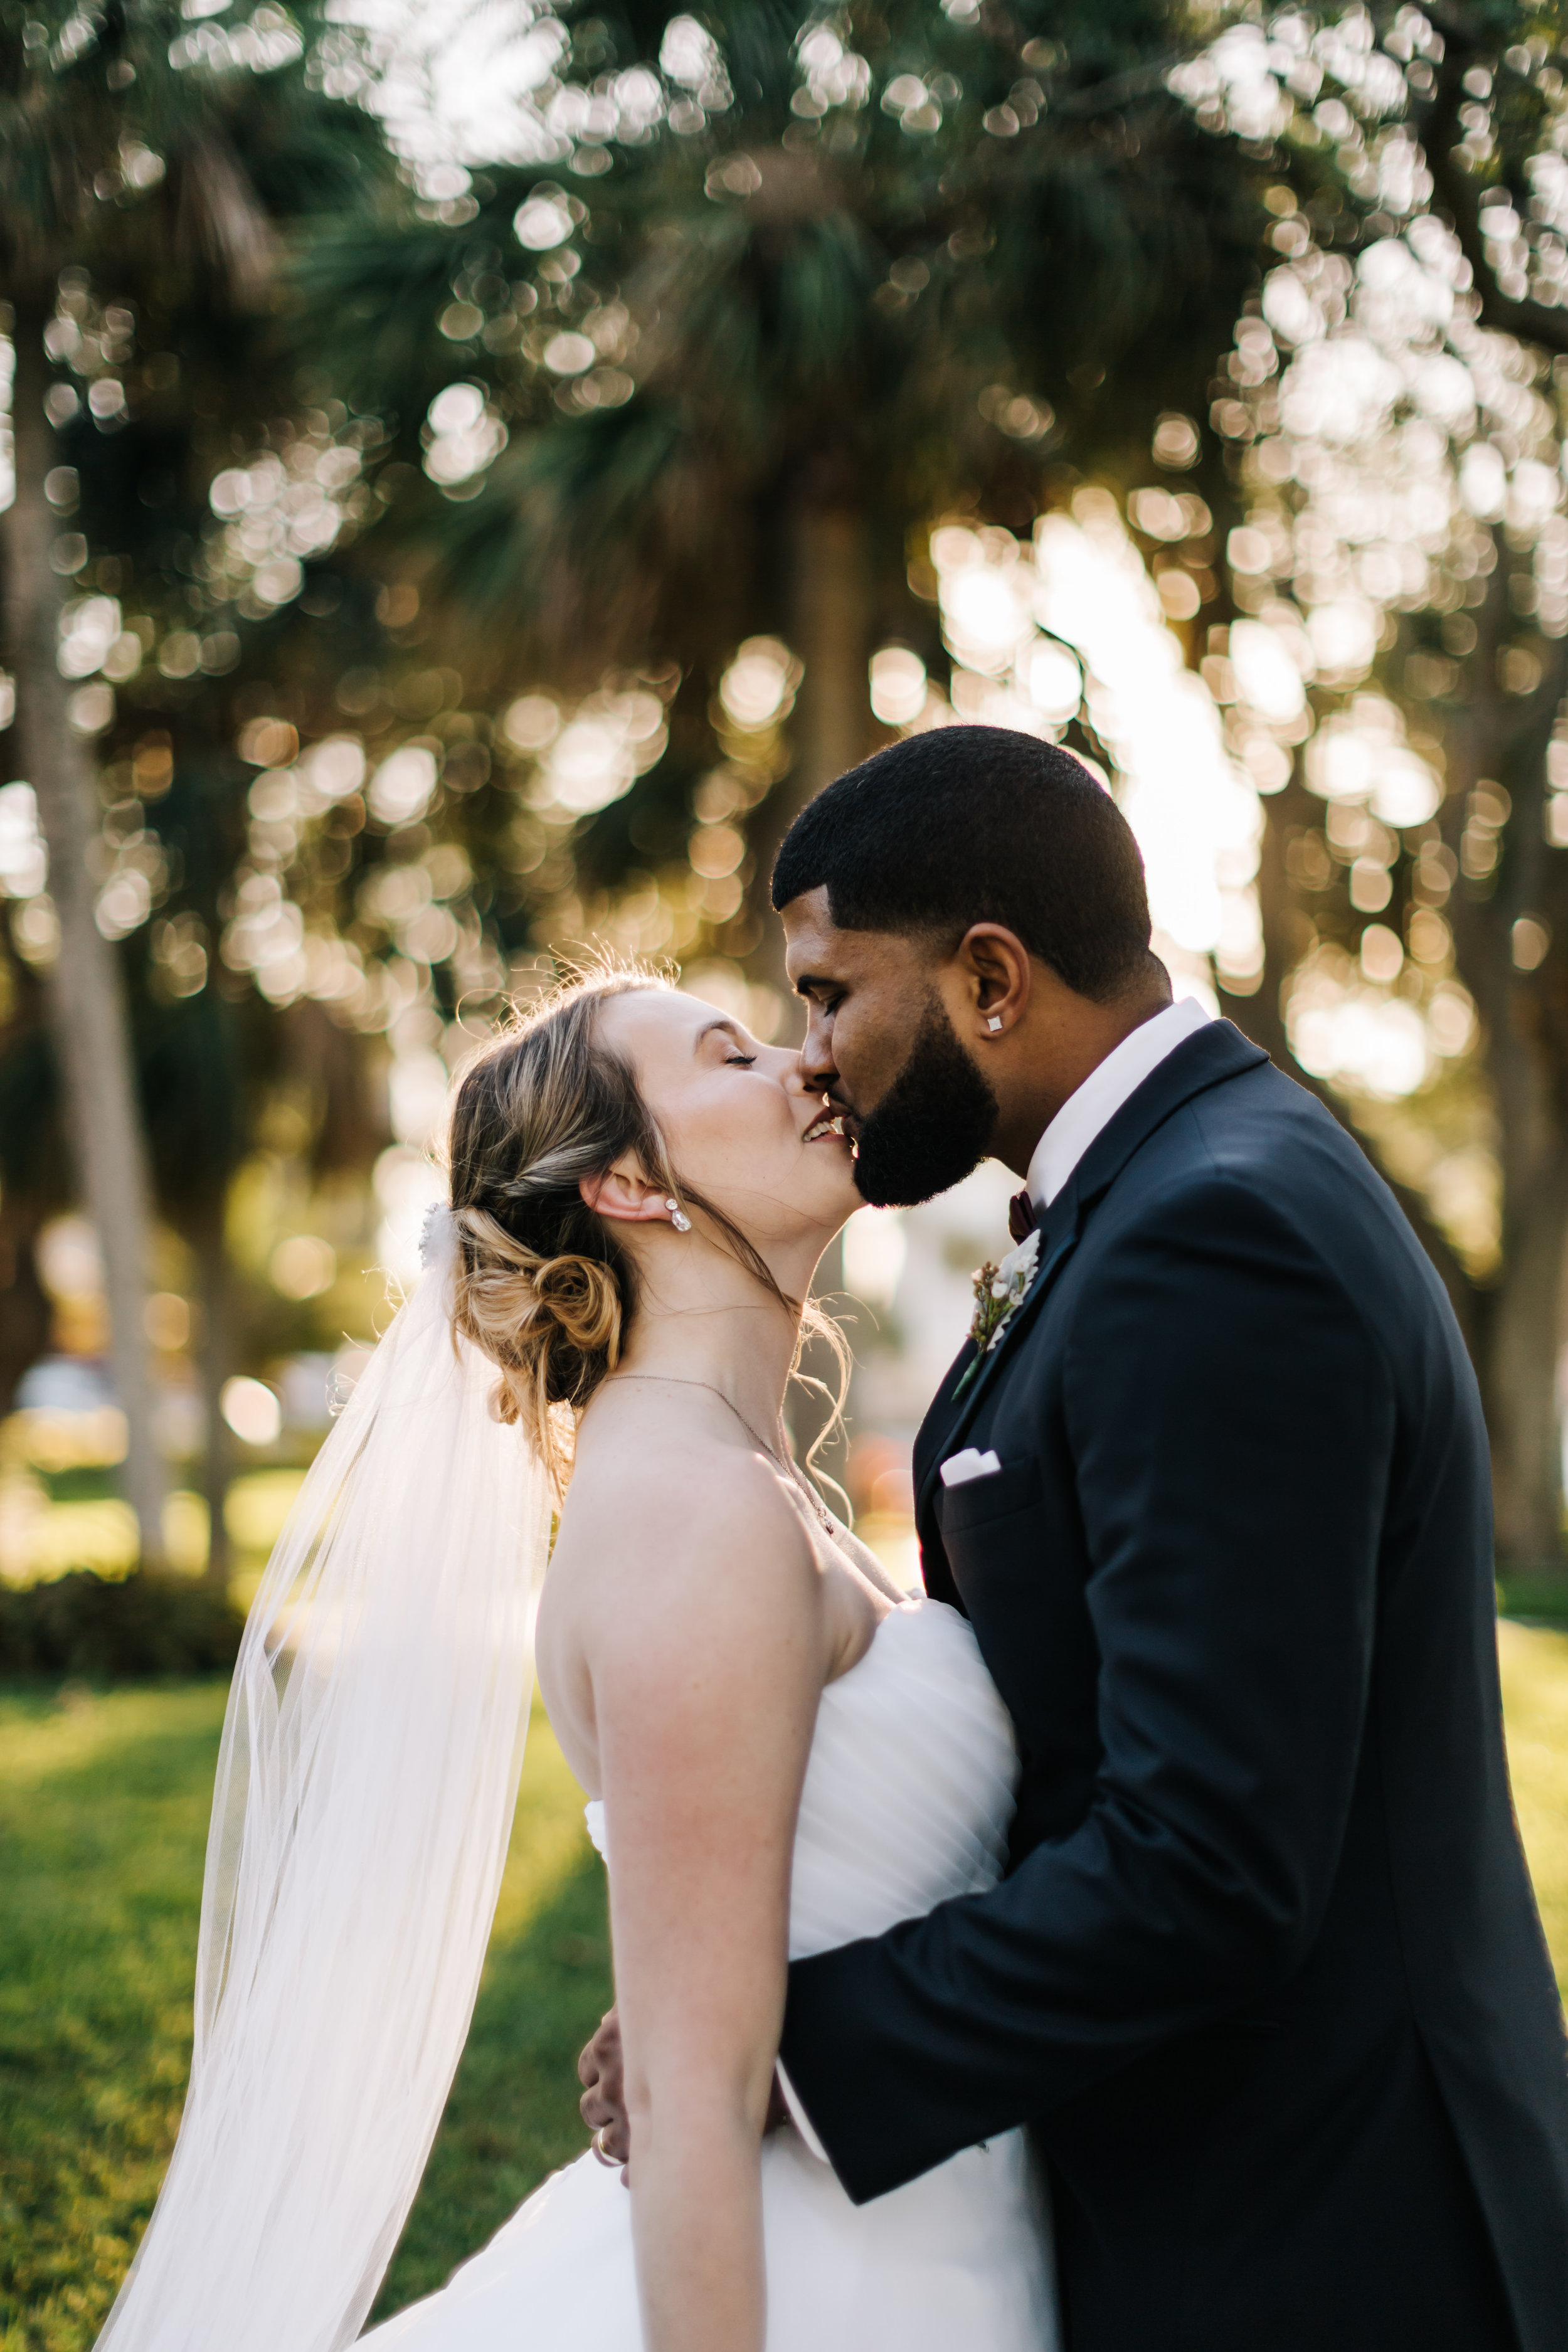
[98,727,1568,2352]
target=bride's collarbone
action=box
[566,1399,866,1589]
[543,1430,818,1647]
[538,1440,896,1753]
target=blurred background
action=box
[11,0,1568,2340]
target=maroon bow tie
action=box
[1008,1190,1036,1245]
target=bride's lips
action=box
[804,1103,858,1148]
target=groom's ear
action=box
[580,1163,672,1224]
[954,924,1033,1045]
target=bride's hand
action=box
[579,2008,632,2180]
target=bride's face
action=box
[597,989,860,1249]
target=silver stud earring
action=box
[666,1198,692,1232]
[987,1015,1004,1034]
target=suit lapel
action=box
[913,1020,1268,1534]
[914,1190,1083,1532]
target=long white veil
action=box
[96,1207,553,2352]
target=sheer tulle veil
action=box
[95,1205,553,2352]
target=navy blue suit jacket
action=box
[781,1022,1568,2351]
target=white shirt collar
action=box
[1027,996,1214,1212]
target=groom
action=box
[586,725,1568,2348]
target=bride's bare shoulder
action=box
[539,1392,839,1787]
[554,1394,816,1608]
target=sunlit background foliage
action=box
[6,0,1568,1594]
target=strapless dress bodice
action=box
[368,1601,1058,2351]
[583,1600,1019,1952]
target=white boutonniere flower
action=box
[955,1227,1041,1396]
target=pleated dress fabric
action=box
[363,1601,1060,2351]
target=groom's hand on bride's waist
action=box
[578,2006,790,2183]
[579,2010,631,2180]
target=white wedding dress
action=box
[363,1599,1060,2349]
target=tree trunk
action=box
[1478,1173,1568,1567]
[1472,938,1568,1569]
[749,501,873,1002]
[0,1199,51,1419]
[193,1195,233,1592]
[1444,584,1568,1570]
[766,501,872,1490]
[788,506,872,811]
[1226,776,1302,1069]
[1,308,166,1564]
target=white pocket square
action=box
[940,1447,1002,1488]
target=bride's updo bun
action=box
[451,1202,626,1409]
[446,971,675,1478]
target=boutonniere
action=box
[954,1227,1041,1397]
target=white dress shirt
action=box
[778,997,1213,2168]
[1025,995,1213,1213]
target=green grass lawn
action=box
[0,1685,610,2352]
[4,1626,1568,2351]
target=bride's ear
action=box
[580,1165,676,1225]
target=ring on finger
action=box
[591,2126,618,2168]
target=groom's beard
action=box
[852,996,1000,1208]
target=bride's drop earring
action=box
[665,1198,692,1232]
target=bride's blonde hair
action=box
[447,967,845,1492]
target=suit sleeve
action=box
[778,1175,1395,2202]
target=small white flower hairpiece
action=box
[420,1200,458,1270]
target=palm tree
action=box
[296,0,1269,980]
[1,1,388,1565]
[1222,0,1568,1571]
[1403,3,1568,1571]
[4,304,166,1552]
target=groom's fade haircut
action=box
[771,724,1156,1004]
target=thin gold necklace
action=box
[608,1373,836,1534]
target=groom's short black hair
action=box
[770,724,1155,1004]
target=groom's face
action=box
[780,889,999,1207]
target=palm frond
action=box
[291,221,464,413]
[411,398,709,674]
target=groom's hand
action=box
[579,2008,631,2181]
[578,2006,793,2177]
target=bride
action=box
[95,967,1057,2352]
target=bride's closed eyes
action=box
[694,1015,758,1066]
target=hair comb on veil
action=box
[93,1197,553,2352]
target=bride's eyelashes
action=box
[725,1052,758,1068]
